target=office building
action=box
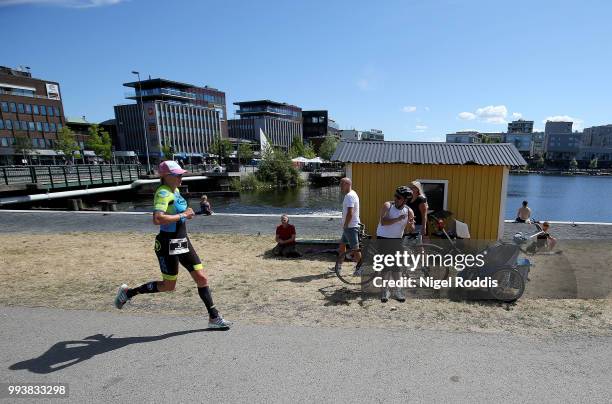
[507,119,534,133]
[0,66,66,164]
[544,121,582,160]
[531,132,545,157]
[579,124,612,163]
[445,131,482,143]
[362,129,384,141]
[228,100,302,151]
[505,133,532,157]
[114,78,225,162]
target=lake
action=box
[119,174,612,223]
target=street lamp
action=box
[131,70,151,174]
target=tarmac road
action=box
[1,306,610,403]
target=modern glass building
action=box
[114,78,225,162]
[228,100,302,151]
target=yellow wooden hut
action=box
[331,141,527,240]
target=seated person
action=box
[273,214,301,258]
[535,221,557,250]
[199,195,213,215]
[515,200,532,223]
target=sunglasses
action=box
[168,173,183,178]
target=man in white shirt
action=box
[338,177,362,273]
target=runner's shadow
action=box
[276,273,334,283]
[9,328,221,374]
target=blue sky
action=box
[1,0,611,141]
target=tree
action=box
[536,155,545,169]
[237,143,254,164]
[161,138,174,160]
[303,142,316,159]
[569,157,578,170]
[210,137,233,164]
[319,135,338,161]
[256,147,300,186]
[589,157,598,169]
[14,136,32,165]
[86,124,112,162]
[289,135,306,158]
[54,127,79,162]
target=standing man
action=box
[407,181,428,240]
[338,177,362,275]
[376,186,414,303]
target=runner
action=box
[376,186,414,303]
[114,160,231,329]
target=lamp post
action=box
[131,71,151,174]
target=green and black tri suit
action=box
[153,184,202,281]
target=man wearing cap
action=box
[114,160,231,329]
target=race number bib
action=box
[169,238,189,255]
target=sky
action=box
[1,0,611,141]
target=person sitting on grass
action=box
[515,200,532,223]
[199,195,213,215]
[273,214,301,258]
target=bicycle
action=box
[333,224,451,286]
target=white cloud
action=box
[458,112,476,120]
[458,105,509,124]
[402,106,417,113]
[475,105,508,124]
[414,124,428,132]
[512,112,523,120]
[543,115,583,130]
[0,0,125,7]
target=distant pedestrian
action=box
[516,200,532,223]
[199,195,213,215]
[407,181,428,240]
[273,214,301,258]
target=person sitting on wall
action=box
[515,200,532,223]
[199,195,213,215]
[273,214,301,258]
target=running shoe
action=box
[208,316,232,329]
[114,284,129,309]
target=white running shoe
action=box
[208,316,232,329]
[114,284,129,309]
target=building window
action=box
[25,104,32,114]
[36,122,43,131]
[10,103,16,113]
[48,107,54,117]
[57,123,63,130]
[1,102,8,112]
[0,120,3,130]
[20,121,28,131]
[18,103,25,113]
[31,138,38,148]
[33,105,39,115]
[43,122,49,132]
[41,105,47,116]
[28,122,35,131]
[5,120,12,130]
[0,137,8,147]
[415,179,449,212]
[55,106,61,116]
[50,123,56,132]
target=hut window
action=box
[416,179,448,213]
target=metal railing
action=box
[0,164,145,189]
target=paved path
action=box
[1,210,611,239]
[1,306,610,403]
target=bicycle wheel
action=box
[417,243,450,281]
[335,240,377,286]
[489,268,525,302]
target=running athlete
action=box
[114,160,231,329]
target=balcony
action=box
[125,87,196,100]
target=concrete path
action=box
[1,210,611,239]
[1,306,610,403]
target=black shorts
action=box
[154,234,202,281]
